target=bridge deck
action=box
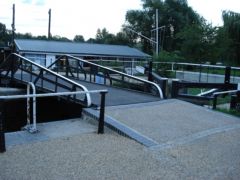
[70,78,160,106]
[12,73,160,106]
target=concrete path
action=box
[5,118,96,147]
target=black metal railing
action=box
[150,72,168,98]
[0,89,108,153]
[212,90,240,110]
[153,61,240,84]
[47,54,163,98]
[0,53,91,107]
[171,79,238,106]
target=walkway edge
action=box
[83,108,159,147]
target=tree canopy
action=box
[1,0,240,66]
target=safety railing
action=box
[212,90,240,109]
[0,89,108,153]
[170,79,238,107]
[0,53,91,107]
[153,61,240,84]
[47,54,163,98]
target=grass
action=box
[216,108,240,117]
[187,88,210,95]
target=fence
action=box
[153,62,240,83]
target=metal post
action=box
[199,65,202,82]
[22,82,37,133]
[171,79,179,98]
[162,78,168,98]
[0,100,6,153]
[11,4,15,47]
[98,91,107,134]
[66,56,69,77]
[213,95,217,109]
[224,66,231,84]
[148,61,153,81]
[131,59,134,76]
[48,9,51,39]
[156,9,159,55]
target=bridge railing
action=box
[0,53,91,107]
[212,90,240,110]
[47,54,163,98]
[153,61,240,83]
[0,89,108,153]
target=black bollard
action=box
[224,66,231,84]
[98,91,107,134]
[0,100,6,153]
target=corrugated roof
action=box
[15,39,151,59]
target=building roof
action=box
[15,39,151,59]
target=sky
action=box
[0,0,240,40]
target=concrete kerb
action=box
[82,108,159,147]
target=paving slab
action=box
[5,118,96,147]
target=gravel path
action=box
[1,128,240,179]
[1,99,240,179]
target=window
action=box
[25,54,46,66]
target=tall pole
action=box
[11,4,15,47]
[156,9,159,56]
[48,9,51,39]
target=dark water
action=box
[2,97,83,132]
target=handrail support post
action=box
[98,91,107,134]
[22,82,38,133]
[0,100,6,153]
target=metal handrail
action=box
[0,89,108,100]
[64,54,163,98]
[213,90,239,96]
[212,90,240,109]
[0,89,108,153]
[154,61,240,70]
[0,53,92,107]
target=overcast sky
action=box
[0,0,239,40]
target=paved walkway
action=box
[13,73,160,106]
[106,100,240,148]
[71,78,160,106]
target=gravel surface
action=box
[1,128,240,179]
[1,100,240,179]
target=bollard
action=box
[224,66,231,84]
[98,91,107,134]
[148,61,153,82]
[0,100,6,153]
[171,79,179,98]
[230,91,240,111]
[212,95,217,110]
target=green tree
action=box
[51,35,71,42]
[124,0,202,55]
[221,11,240,65]
[176,22,217,63]
[73,35,85,42]
[94,28,132,45]
[0,22,11,46]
